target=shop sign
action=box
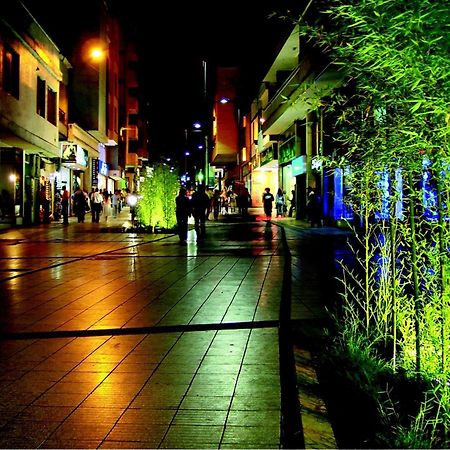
[260,145,276,167]
[279,136,297,164]
[91,159,99,186]
[292,155,306,176]
[99,160,109,176]
[61,143,88,167]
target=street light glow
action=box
[9,174,16,183]
[90,47,105,61]
[219,97,230,104]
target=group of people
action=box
[59,186,126,225]
[262,186,321,226]
[262,187,295,219]
[175,185,253,244]
[175,185,210,244]
[210,187,251,220]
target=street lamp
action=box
[190,122,209,187]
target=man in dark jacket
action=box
[175,187,191,245]
[190,184,210,240]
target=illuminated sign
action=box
[279,136,297,164]
[292,155,306,176]
[99,160,109,176]
[61,143,88,167]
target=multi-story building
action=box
[245,20,343,219]
[0,1,63,225]
[209,66,240,192]
[0,0,147,227]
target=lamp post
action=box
[191,121,210,187]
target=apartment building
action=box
[0,1,63,224]
[0,0,147,225]
[244,21,343,218]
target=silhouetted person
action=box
[175,187,191,245]
[262,187,274,219]
[191,185,210,240]
[39,185,50,223]
[288,189,296,217]
[61,186,70,224]
[73,187,87,223]
[307,189,322,227]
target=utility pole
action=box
[202,60,209,186]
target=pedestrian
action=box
[275,188,285,217]
[205,186,213,220]
[191,184,210,240]
[239,188,251,216]
[91,188,103,223]
[288,189,296,217]
[102,192,112,222]
[212,189,220,220]
[39,185,50,223]
[73,186,87,223]
[220,188,229,215]
[306,189,322,227]
[175,187,191,245]
[262,187,274,220]
[112,190,120,218]
[61,185,70,224]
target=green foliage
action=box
[297,0,450,446]
[136,163,179,230]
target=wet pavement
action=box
[0,208,352,449]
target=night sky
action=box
[117,1,303,160]
[23,0,304,160]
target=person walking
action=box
[288,189,296,217]
[91,188,103,223]
[102,192,112,222]
[212,189,220,220]
[175,187,191,245]
[262,187,274,220]
[112,190,120,218]
[306,189,322,227]
[73,186,87,223]
[191,185,210,240]
[61,186,70,225]
[239,188,251,216]
[39,185,50,223]
[275,188,285,217]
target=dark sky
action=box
[116,1,302,160]
[25,0,303,160]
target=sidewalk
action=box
[0,206,342,449]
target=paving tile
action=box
[64,406,125,423]
[105,422,168,443]
[118,408,176,425]
[159,424,223,449]
[32,391,88,407]
[46,419,114,441]
[41,438,103,448]
[16,405,74,422]
[221,424,280,445]
[179,395,232,411]
[172,409,228,426]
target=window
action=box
[36,77,46,117]
[47,87,57,125]
[2,46,19,99]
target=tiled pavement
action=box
[0,207,349,448]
